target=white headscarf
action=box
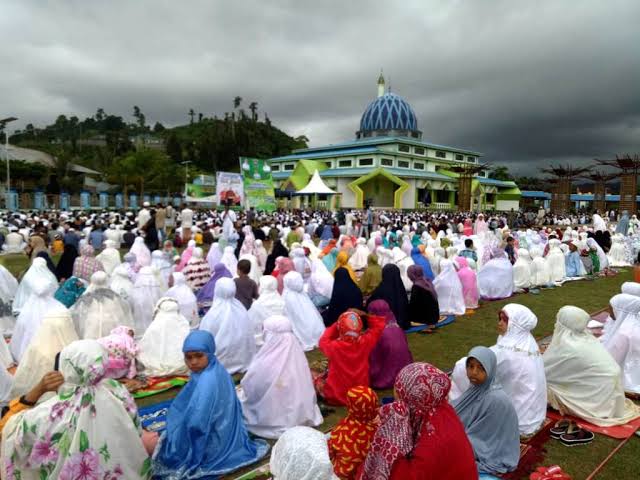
[282,272,325,351]
[199,277,255,374]
[254,239,268,272]
[164,272,199,328]
[270,426,338,480]
[513,248,531,290]
[138,297,190,377]
[129,266,164,336]
[10,307,78,401]
[433,259,465,316]
[621,282,640,297]
[95,240,122,275]
[10,270,64,362]
[477,252,514,300]
[206,242,223,271]
[529,247,551,287]
[1,340,149,479]
[546,239,566,282]
[348,238,370,271]
[248,276,285,345]
[151,250,173,288]
[109,264,134,308]
[220,246,238,276]
[308,258,334,300]
[592,213,607,232]
[129,236,151,267]
[71,271,135,339]
[603,294,640,393]
[543,306,640,426]
[12,257,58,314]
[239,316,323,439]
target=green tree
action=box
[165,132,183,163]
[153,122,165,133]
[188,109,195,124]
[233,96,242,110]
[490,165,513,181]
[249,102,258,121]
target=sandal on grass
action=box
[549,419,571,439]
[560,423,594,446]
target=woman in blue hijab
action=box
[452,346,520,476]
[54,276,86,308]
[410,246,435,280]
[321,247,338,272]
[152,330,269,478]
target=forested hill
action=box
[5,104,308,191]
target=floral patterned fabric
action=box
[1,339,150,480]
[361,363,451,480]
[97,326,138,379]
[328,386,379,479]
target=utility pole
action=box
[0,117,18,207]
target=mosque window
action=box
[271,164,280,171]
[455,154,464,161]
[467,156,476,163]
[398,145,410,153]
[338,159,353,168]
[414,162,425,170]
[398,160,410,168]
[381,158,393,167]
[435,151,446,159]
[283,163,295,171]
[414,147,426,155]
[325,161,333,169]
[359,158,374,166]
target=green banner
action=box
[240,157,276,212]
[185,183,216,203]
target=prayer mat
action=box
[139,399,173,433]
[132,375,189,399]
[406,315,455,333]
[547,410,640,440]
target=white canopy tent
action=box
[296,170,336,195]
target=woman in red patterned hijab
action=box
[329,386,379,479]
[360,363,477,480]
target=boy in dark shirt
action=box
[234,259,259,310]
[505,236,516,264]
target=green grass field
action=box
[2,253,637,479]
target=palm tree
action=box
[248,102,258,121]
[188,109,195,124]
[233,96,242,110]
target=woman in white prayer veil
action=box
[10,271,64,362]
[248,276,285,345]
[0,263,18,335]
[621,281,640,297]
[477,248,514,300]
[301,234,321,261]
[254,239,268,272]
[109,264,135,309]
[71,271,135,339]
[129,236,151,267]
[529,247,551,287]
[240,253,263,285]
[206,242,223,271]
[546,239,566,282]
[349,238,370,272]
[450,304,547,436]
[291,247,311,284]
[129,266,164,336]
[199,277,255,374]
[220,245,238,276]
[239,315,323,439]
[433,259,465,316]
[138,297,190,377]
[12,257,58,315]
[592,213,607,232]
[151,249,173,288]
[308,258,334,308]
[391,247,414,292]
[513,248,532,291]
[376,247,393,269]
[603,294,640,394]
[543,306,640,426]
[95,239,121,275]
[282,272,325,351]
[270,426,338,480]
[10,307,78,401]
[164,272,199,328]
[608,233,630,267]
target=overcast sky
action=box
[1,0,639,174]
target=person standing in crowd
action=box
[155,203,166,243]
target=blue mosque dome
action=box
[356,77,422,139]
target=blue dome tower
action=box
[356,75,422,139]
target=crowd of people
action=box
[0,203,638,479]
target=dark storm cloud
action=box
[1,0,639,174]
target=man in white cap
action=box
[138,202,151,229]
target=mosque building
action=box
[270,74,521,211]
